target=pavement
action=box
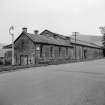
[0,59,105,105]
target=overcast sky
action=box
[0,0,105,44]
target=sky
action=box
[0,0,105,44]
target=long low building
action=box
[3,28,104,65]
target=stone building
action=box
[4,28,73,65]
[71,38,103,60]
[3,28,103,65]
[41,30,103,60]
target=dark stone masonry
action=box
[3,28,103,65]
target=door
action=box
[20,55,28,65]
[84,50,87,59]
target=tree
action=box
[99,27,105,46]
[99,26,105,56]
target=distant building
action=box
[0,50,4,65]
[3,28,103,65]
[0,47,12,65]
[0,43,7,65]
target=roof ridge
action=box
[40,29,68,38]
[26,32,72,47]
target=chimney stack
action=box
[34,30,39,35]
[22,27,27,33]
[65,36,71,43]
[53,34,58,39]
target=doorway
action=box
[20,55,28,65]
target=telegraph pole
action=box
[9,26,15,65]
[72,32,79,60]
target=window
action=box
[59,47,61,56]
[66,47,68,56]
[21,39,25,49]
[40,45,43,58]
[50,47,53,57]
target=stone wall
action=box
[72,43,103,60]
[36,44,73,63]
[15,34,35,65]
[14,33,73,65]
[5,33,103,65]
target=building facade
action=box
[3,28,103,65]
[71,39,103,60]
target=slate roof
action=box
[3,29,103,49]
[41,30,103,48]
[3,44,12,49]
[40,29,66,39]
[3,31,73,49]
[26,33,72,47]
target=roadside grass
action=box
[0,57,104,73]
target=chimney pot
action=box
[34,30,39,35]
[65,36,71,43]
[22,27,27,33]
[53,34,58,39]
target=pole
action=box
[12,33,15,65]
[72,32,79,60]
[9,26,15,65]
[74,32,77,60]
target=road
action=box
[0,59,105,105]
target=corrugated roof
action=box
[71,34,103,47]
[70,38,102,48]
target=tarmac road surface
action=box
[0,59,105,105]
